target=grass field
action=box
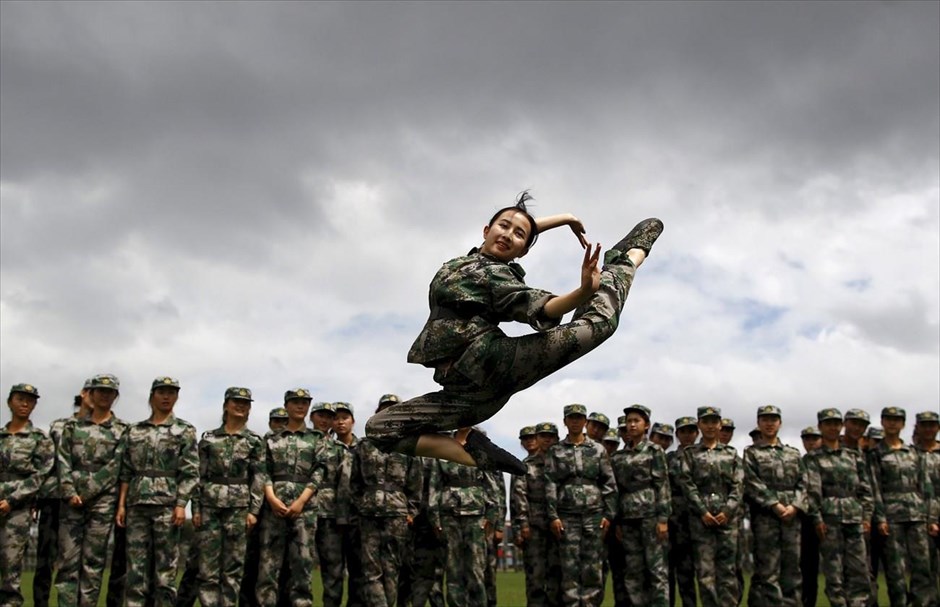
[19,569,892,606]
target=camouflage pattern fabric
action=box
[510,451,561,607]
[125,504,181,606]
[666,449,697,607]
[401,457,446,607]
[916,444,940,603]
[365,249,637,454]
[33,416,72,607]
[743,440,807,607]
[678,442,744,607]
[483,471,506,607]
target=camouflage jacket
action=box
[1,421,54,507]
[678,442,744,520]
[407,249,560,386]
[193,426,265,515]
[352,438,422,518]
[545,437,617,520]
[262,427,327,511]
[667,449,688,519]
[610,439,671,523]
[870,441,934,524]
[316,435,357,522]
[917,445,939,523]
[38,416,73,499]
[743,441,807,514]
[428,459,501,528]
[120,414,199,508]
[59,415,129,503]
[486,470,507,528]
[804,444,873,525]
[511,451,549,532]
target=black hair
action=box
[487,190,539,250]
[73,395,83,408]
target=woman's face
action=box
[150,386,178,415]
[698,417,721,441]
[758,415,781,441]
[285,399,311,423]
[7,392,38,420]
[819,419,842,442]
[624,412,649,442]
[225,398,251,423]
[481,210,531,262]
[91,388,119,412]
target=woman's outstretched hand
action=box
[581,243,601,294]
[568,217,588,249]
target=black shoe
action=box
[613,218,664,257]
[464,429,527,476]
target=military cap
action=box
[9,383,40,398]
[880,406,906,419]
[865,426,883,440]
[269,407,289,420]
[151,376,180,391]
[333,401,354,415]
[748,427,761,438]
[651,422,675,438]
[535,421,559,436]
[721,418,736,428]
[587,412,611,428]
[844,409,871,423]
[603,428,620,444]
[800,426,822,438]
[519,425,538,439]
[563,403,588,418]
[88,374,120,391]
[756,405,781,418]
[915,411,939,423]
[675,416,698,429]
[82,377,94,390]
[310,401,335,414]
[817,408,842,423]
[378,393,401,406]
[284,388,312,402]
[697,406,721,420]
[225,387,253,401]
[617,415,628,429]
[624,404,651,421]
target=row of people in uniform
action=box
[510,403,940,607]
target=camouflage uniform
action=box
[402,456,446,607]
[870,410,937,607]
[610,436,671,607]
[33,414,73,607]
[511,446,561,607]
[742,408,806,607]
[120,412,199,607]
[353,437,423,607]
[799,425,823,607]
[366,247,639,456]
[428,458,501,607]
[545,432,617,607]
[56,411,129,606]
[193,425,265,606]
[804,409,873,607]
[666,445,697,607]
[914,411,940,606]
[678,413,744,607]
[1,405,55,607]
[483,471,506,607]
[256,425,327,607]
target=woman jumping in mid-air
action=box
[365,192,663,474]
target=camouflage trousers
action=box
[484,533,500,607]
[32,498,59,607]
[402,512,445,607]
[882,521,935,607]
[0,506,32,606]
[55,494,117,607]
[441,514,488,607]
[619,518,669,607]
[557,511,606,607]
[668,513,697,607]
[256,508,317,607]
[689,516,739,607]
[604,526,627,607]
[747,511,802,607]
[196,506,250,607]
[316,517,365,607]
[521,524,562,607]
[360,516,409,607]
[818,521,870,607]
[125,504,181,607]
[365,258,635,454]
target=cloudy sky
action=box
[2,1,938,456]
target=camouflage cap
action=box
[283,388,312,402]
[865,426,883,439]
[817,408,842,423]
[844,409,871,423]
[88,374,120,391]
[378,393,401,406]
[617,415,628,429]
[880,406,906,420]
[333,401,354,415]
[587,412,611,428]
[82,377,94,390]
[603,428,620,444]
[651,422,675,438]
[9,383,40,398]
[563,403,588,418]
[721,418,736,429]
[756,405,781,418]
[623,404,651,420]
[151,376,180,391]
[915,411,939,423]
[675,416,698,429]
[697,406,721,420]
[269,407,289,420]
[800,426,822,438]
[535,421,559,436]
[225,387,253,402]
[310,401,335,414]
[519,425,538,438]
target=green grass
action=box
[19,569,892,606]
